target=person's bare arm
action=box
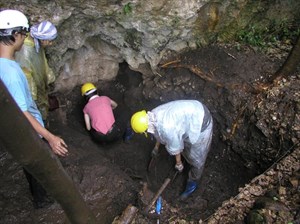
[175,153,184,172]
[110,99,118,109]
[151,141,160,157]
[84,113,91,130]
[175,153,182,165]
[23,111,68,157]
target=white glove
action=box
[175,163,184,172]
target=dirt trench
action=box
[0,45,299,223]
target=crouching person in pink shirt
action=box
[81,82,133,144]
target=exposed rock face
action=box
[4,0,207,91]
[2,0,299,92]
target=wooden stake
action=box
[115,204,138,224]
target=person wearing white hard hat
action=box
[0,9,68,208]
[15,20,58,121]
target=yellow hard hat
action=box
[131,110,148,134]
[81,83,96,96]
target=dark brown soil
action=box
[0,44,298,223]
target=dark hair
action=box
[0,32,16,45]
[0,27,27,45]
[84,90,98,102]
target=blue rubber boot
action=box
[179,180,197,200]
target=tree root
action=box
[159,62,224,88]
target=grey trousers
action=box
[182,120,213,181]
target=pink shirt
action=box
[83,96,115,134]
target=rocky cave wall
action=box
[1,0,299,92]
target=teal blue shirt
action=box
[0,58,44,127]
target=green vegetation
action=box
[236,19,300,48]
[123,2,133,15]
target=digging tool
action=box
[144,170,179,213]
[147,156,156,171]
[147,142,160,171]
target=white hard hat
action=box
[0,9,29,30]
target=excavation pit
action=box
[0,45,298,223]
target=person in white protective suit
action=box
[130,100,213,200]
[15,20,57,121]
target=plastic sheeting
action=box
[15,37,55,120]
[150,100,213,171]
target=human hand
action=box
[48,135,68,157]
[175,163,184,172]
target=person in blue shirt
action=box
[131,100,213,200]
[0,9,68,208]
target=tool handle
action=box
[145,177,171,213]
